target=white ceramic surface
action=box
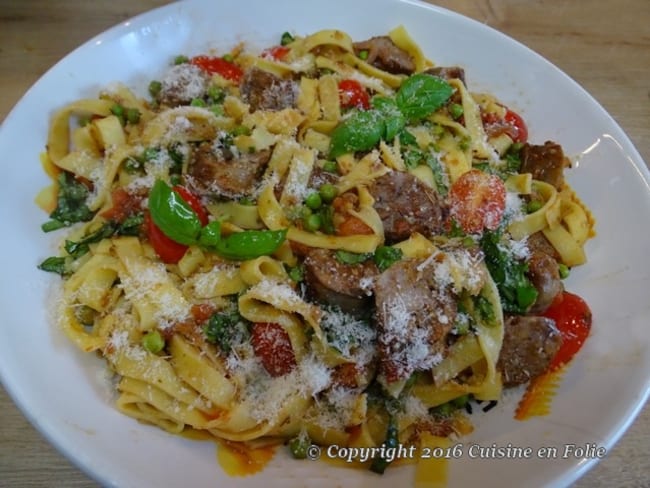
[0,0,648,487]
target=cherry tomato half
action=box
[504,109,528,143]
[542,291,592,371]
[190,55,244,83]
[481,107,528,143]
[261,45,290,61]
[144,212,188,264]
[146,185,208,264]
[251,322,297,377]
[338,79,370,110]
[448,169,506,234]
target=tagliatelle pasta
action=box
[37,26,595,482]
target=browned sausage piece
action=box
[159,64,209,106]
[353,36,415,75]
[497,315,562,387]
[520,141,570,190]
[369,171,446,243]
[240,68,297,112]
[187,142,271,198]
[423,66,466,84]
[374,258,456,383]
[526,231,562,262]
[527,251,564,313]
[303,248,378,316]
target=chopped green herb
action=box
[480,229,538,313]
[174,54,189,65]
[48,173,94,228]
[203,310,248,353]
[37,256,73,276]
[373,245,403,271]
[280,31,295,46]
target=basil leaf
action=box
[148,179,201,245]
[372,97,405,142]
[396,73,453,121]
[329,110,385,158]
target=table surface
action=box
[0,1,648,486]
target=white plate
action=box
[1,0,648,487]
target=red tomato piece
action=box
[144,212,188,264]
[543,291,592,371]
[190,303,217,323]
[261,45,290,61]
[100,187,144,223]
[190,55,243,83]
[172,185,209,226]
[251,322,297,377]
[338,79,370,110]
[448,169,506,234]
[504,109,528,143]
[481,107,528,143]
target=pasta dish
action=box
[36,26,595,479]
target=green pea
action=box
[174,54,189,65]
[526,200,543,213]
[303,213,322,232]
[142,330,165,354]
[319,183,338,203]
[110,104,124,117]
[207,85,225,103]
[222,53,234,63]
[305,192,323,210]
[190,98,206,107]
[288,435,310,459]
[322,160,339,173]
[358,49,369,60]
[126,107,141,124]
[148,80,162,98]
[449,102,464,119]
[209,105,224,116]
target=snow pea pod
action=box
[210,229,287,261]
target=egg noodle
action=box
[36,26,595,482]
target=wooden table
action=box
[1,1,648,486]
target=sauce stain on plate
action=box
[216,440,277,476]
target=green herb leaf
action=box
[204,310,249,352]
[37,256,73,276]
[373,245,403,271]
[369,416,398,474]
[329,109,385,158]
[48,173,94,227]
[64,222,117,258]
[148,179,202,245]
[395,73,453,121]
[480,229,538,313]
[372,96,405,142]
